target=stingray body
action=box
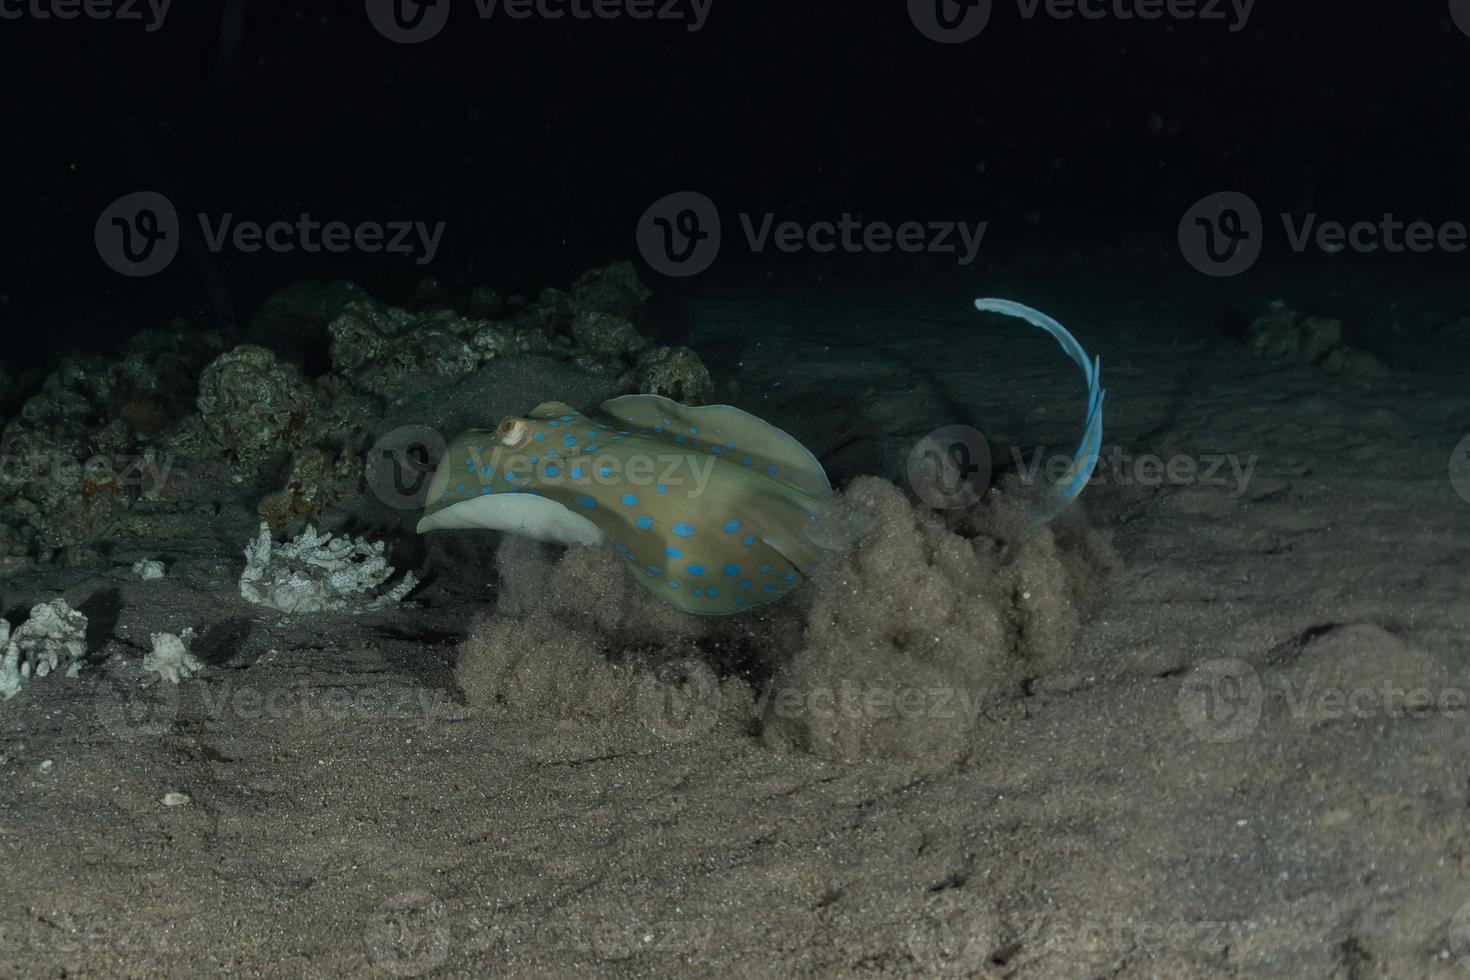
[418,298,1106,615]
[418,393,833,614]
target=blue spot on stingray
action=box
[739,579,752,589]
[741,534,755,546]
[533,432,544,441]
[560,415,574,421]
[620,493,637,506]
[668,580,678,589]
[598,466,611,477]
[655,483,666,493]
[480,486,493,495]
[665,546,682,558]
[570,467,583,479]
[586,444,599,452]
[632,516,652,532]
[762,585,775,594]
[692,587,703,597]
[653,425,662,433]
[547,420,559,426]
[723,563,739,576]
[735,597,746,606]
[722,519,740,533]
[454,483,465,493]
[688,426,697,434]
[725,441,735,450]
[648,564,661,574]
[707,587,719,597]
[481,465,493,476]
[760,563,772,573]
[527,456,537,464]
[784,572,796,581]
[503,472,514,482]
[672,523,694,537]
[686,564,704,575]
[563,436,576,447]
[675,434,686,443]
[741,455,752,466]
[766,465,777,475]
[709,445,721,454]
[575,495,596,508]
[544,465,559,477]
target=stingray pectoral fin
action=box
[528,399,579,419]
[600,393,832,498]
[973,298,1106,524]
[416,492,608,547]
[421,427,499,519]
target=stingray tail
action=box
[973,298,1106,525]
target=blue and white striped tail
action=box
[973,298,1106,525]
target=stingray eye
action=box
[497,417,529,448]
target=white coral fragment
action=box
[239,522,418,614]
[0,598,90,701]
[144,629,202,684]
[132,559,166,581]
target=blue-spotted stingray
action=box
[417,298,1105,615]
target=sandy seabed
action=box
[2,269,1469,978]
